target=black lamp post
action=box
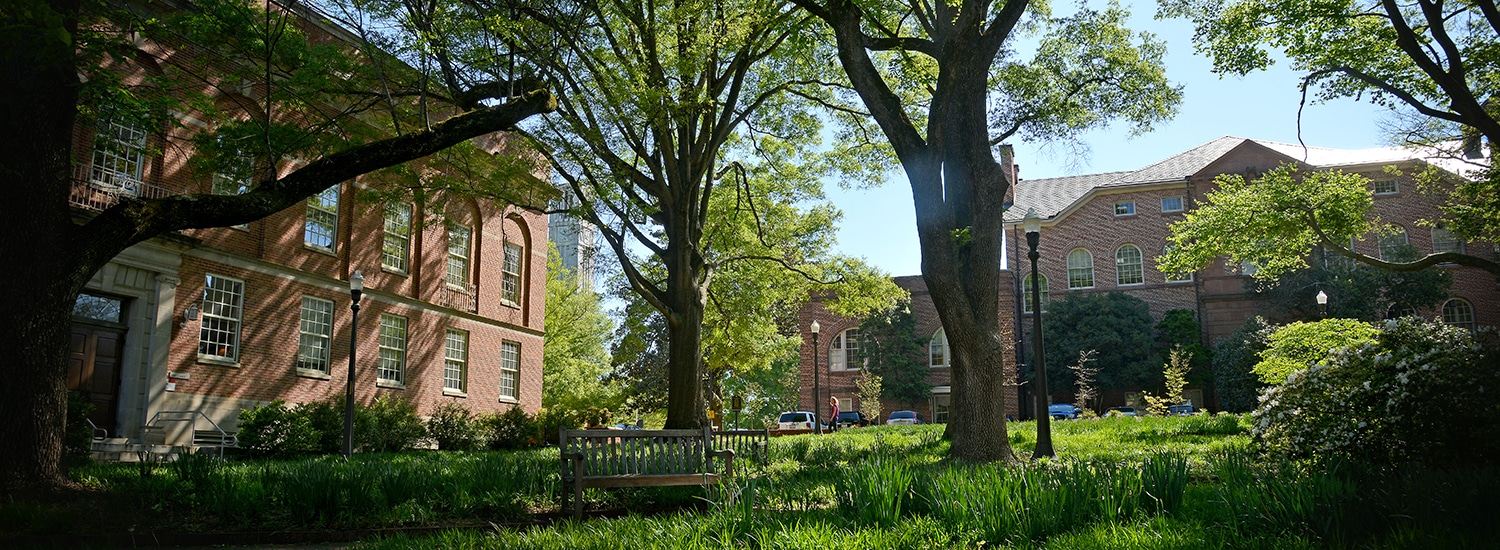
[343,270,363,459]
[1024,209,1055,459]
[1316,289,1328,318]
[810,320,822,434]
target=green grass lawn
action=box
[8,415,1497,549]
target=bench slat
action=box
[581,473,721,489]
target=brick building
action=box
[798,136,1496,420]
[1003,136,1498,410]
[67,3,551,446]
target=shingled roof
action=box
[1004,136,1479,222]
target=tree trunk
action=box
[661,228,710,429]
[0,0,87,495]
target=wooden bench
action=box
[713,428,769,466]
[559,427,735,519]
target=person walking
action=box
[829,396,840,432]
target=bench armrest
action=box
[707,448,735,477]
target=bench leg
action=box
[573,479,583,520]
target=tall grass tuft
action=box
[1142,452,1190,514]
[837,459,912,527]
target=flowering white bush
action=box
[1252,317,1500,466]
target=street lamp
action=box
[810,320,822,434]
[343,270,364,459]
[1023,208,1055,459]
[1316,289,1328,318]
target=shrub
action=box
[1211,317,1271,413]
[427,401,484,451]
[1253,318,1500,467]
[1254,318,1378,384]
[64,393,96,470]
[236,400,319,456]
[355,395,427,453]
[485,406,539,450]
[299,399,346,454]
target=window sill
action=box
[445,283,472,293]
[1117,282,1145,287]
[498,396,518,404]
[303,243,337,256]
[197,356,240,368]
[929,365,949,369]
[382,266,409,277]
[1114,213,1137,218]
[1068,286,1095,291]
[443,389,468,398]
[377,379,406,389]
[500,299,520,309]
[1166,279,1194,284]
[296,368,332,380]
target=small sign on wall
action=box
[166,381,177,392]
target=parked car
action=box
[1106,406,1138,417]
[1048,403,1082,420]
[777,411,817,431]
[1168,403,1196,416]
[834,410,871,429]
[886,410,925,426]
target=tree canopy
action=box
[858,300,935,409]
[1037,292,1159,395]
[542,245,622,417]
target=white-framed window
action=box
[382,203,412,272]
[1379,226,1410,261]
[929,328,947,368]
[447,225,471,287]
[1372,179,1399,195]
[829,329,863,371]
[198,274,245,361]
[1161,244,1193,282]
[500,340,520,400]
[1023,273,1050,313]
[1114,201,1136,216]
[444,328,468,393]
[1067,248,1095,289]
[91,117,148,195]
[1432,225,1465,255]
[305,185,339,250]
[377,314,407,385]
[502,242,523,305]
[296,296,333,374]
[1161,197,1184,213]
[1116,244,1144,286]
[932,394,951,423]
[1442,299,1476,331]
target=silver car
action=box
[886,410,923,426]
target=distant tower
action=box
[548,194,597,292]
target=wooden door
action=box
[67,324,125,434]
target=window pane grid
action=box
[1378,228,1409,261]
[1161,197,1183,212]
[1023,273,1050,313]
[91,119,147,194]
[500,341,520,399]
[305,186,339,250]
[447,226,471,287]
[1067,249,1094,289]
[929,328,945,367]
[1116,245,1144,285]
[444,329,468,392]
[198,275,244,360]
[502,243,522,304]
[1443,299,1475,331]
[382,203,412,271]
[378,314,407,384]
[1432,226,1465,255]
[297,297,333,373]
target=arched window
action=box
[1067,248,1094,289]
[1116,244,1144,286]
[1378,225,1410,261]
[929,328,947,368]
[1023,273,1049,313]
[1442,299,1476,331]
[1432,225,1465,255]
[830,329,863,371]
[1162,245,1192,282]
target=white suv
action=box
[777,411,816,431]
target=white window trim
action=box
[1372,179,1400,195]
[1114,201,1136,216]
[1161,197,1184,213]
[1023,273,1050,313]
[377,314,407,388]
[198,274,245,365]
[1115,244,1144,286]
[829,329,862,372]
[443,328,469,395]
[929,328,947,368]
[1442,298,1476,331]
[499,340,521,402]
[382,203,412,273]
[501,242,523,306]
[304,186,339,252]
[1067,248,1095,289]
[91,118,147,196]
[1431,226,1465,256]
[296,296,334,376]
[447,225,472,289]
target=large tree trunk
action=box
[661,223,710,429]
[0,0,87,495]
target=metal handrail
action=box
[86,418,108,441]
[147,410,238,456]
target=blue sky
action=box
[824,2,1392,277]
